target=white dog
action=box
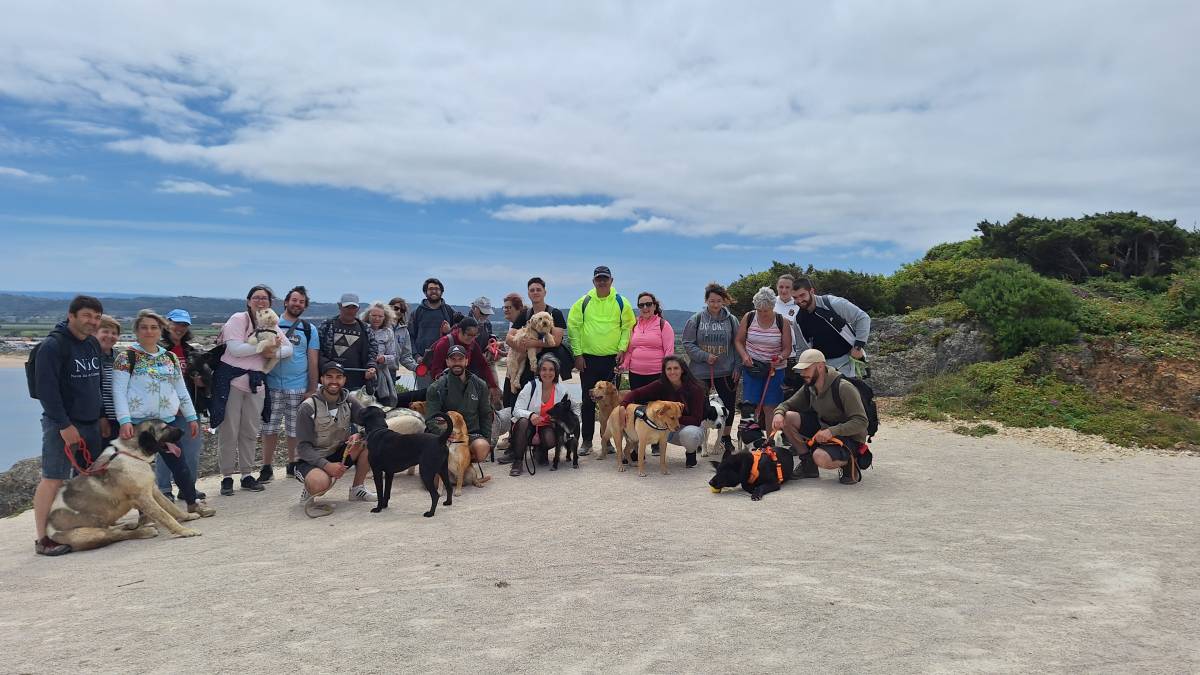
[699,392,728,457]
[505,311,555,393]
[245,308,281,372]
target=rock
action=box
[0,457,41,518]
[866,317,994,396]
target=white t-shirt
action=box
[774,297,801,357]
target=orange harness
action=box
[747,446,784,486]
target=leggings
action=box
[510,417,558,461]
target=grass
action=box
[902,352,1200,448]
[953,423,998,437]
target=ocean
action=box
[1,368,44,471]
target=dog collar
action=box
[115,449,154,464]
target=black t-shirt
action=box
[797,309,850,359]
[510,306,568,373]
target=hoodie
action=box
[36,321,103,429]
[409,300,459,357]
[681,307,740,380]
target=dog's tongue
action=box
[165,442,182,457]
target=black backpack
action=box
[829,374,879,442]
[25,331,67,399]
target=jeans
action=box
[157,416,202,500]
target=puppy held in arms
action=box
[245,307,282,372]
[47,420,203,552]
[506,311,555,393]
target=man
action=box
[425,317,502,407]
[262,285,320,484]
[469,296,500,363]
[792,277,871,377]
[425,345,493,477]
[409,278,461,388]
[318,293,377,392]
[567,265,635,455]
[293,362,375,515]
[32,295,105,556]
[771,349,868,484]
[774,273,802,359]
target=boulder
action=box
[0,457,40,518]
[866,317,993,396]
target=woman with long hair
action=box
[618,355,707,468]
[362,301,400,406]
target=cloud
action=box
[46,119,128,137]
[713,243,761,251]
[0,166,52,183]
[223,205,254,215]
[0,2,1197,251]
[156,178,246,197]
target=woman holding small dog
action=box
[621,291,675,391]
[619,356,706,468]
[509,355,568,476]
[735,287,792,427]
[113,309,214,517]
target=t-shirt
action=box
[797,308,851,359]
[268,318,319,391]
[510,306,568,372]
[775,297,801,357]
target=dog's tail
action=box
[426,413,454,445]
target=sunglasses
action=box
[503,305,514,311]
[638,302,655,308]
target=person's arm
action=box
[306,330,320,394]
[617,299,636,353]
[660,320,675,357]
[779,319,792,364]
[427,336,448,380]
[471,342,499,389]
[838,296,872,352]
[424,381,444,418]
[363,324,378,369]
[512,381,536,420]
[294,401,328,467]
[36,336,71,429]
[620,381,661,406]
[222,313,259,357]
[383,330,398,368]
[407,308,421,345]
[734,314,751,364]
[395,329,417,371]
[681,316,706,364]
[478,384,494,440]
[772,386,810,420]
[827,381,869,438]
[112,351,133,425]
[566,297,585,357]
[679,385,705,427]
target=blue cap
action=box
[165,309,192,325]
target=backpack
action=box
[580,293,627,330]
[829,374,879,443]
[25,331,67,399]
[284,318,314,346]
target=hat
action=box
[447,344,469,359]
[338,293,360,308]
[165,309,192,325]
[792,348,827,371]
[593,265,612,279]
[321,361,347,376]
[471,296,494,316]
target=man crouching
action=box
[771,349,869,484]
[293,362,375,516]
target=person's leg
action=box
[578,355,602,449]
[34,416,71,545]
[260,389,284,476]
[237,388,266,488]
[154,439,175,498]
[156,443,198,504]
[218,388,243,481]
[715,375,737,437]
[303,465,333,497]
[33,478,64,542]
[627,373,656,391]
[509,417,533,475]
[672,425,704,467]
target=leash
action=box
[754,366,775,421]
[63,439,102,476]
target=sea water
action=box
[0,368,44,471]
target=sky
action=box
[1,1,1197,311]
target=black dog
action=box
[709,445,795,501]
[547,396,581,470]
[359,407,453,518]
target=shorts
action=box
[293,443,354,480]
[40,416,102,480]
[262,389,306,438]
[741,366,786,407]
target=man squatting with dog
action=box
[771,348,868,484]
[293,361,376,516]
[424,344,494,470]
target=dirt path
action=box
[1,419,1197,673]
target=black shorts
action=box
[812,439,860,463]
[294,443,354,480]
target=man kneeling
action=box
[293,362,375,516]
[771,349,868,484]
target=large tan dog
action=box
[590,380,622,457]
[607,401,684,477]
[506,311,555,393]
[47,420,202,551]
[444,411,491,495]
[245,307,281,372]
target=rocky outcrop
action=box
[0,458,40,518]
[1045,337,1200,417]
[866,317,994,396]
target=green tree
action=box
[960,268,1081,356]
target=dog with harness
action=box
[709,437,795,500]
[608,400,684,477]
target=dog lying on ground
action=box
[245,307,282,372]
[547,395,581,470]
[506,311,555,393]
[589,380,622,457]
[359,406,453,517]
[408,400,427,416]
[442,411,491,496]
[699,393,728,457]
[607,401,684,477]
[47,420,202,551]
[709,443,795,500]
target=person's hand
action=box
[59,424,82,448]
[813,428,834,444]
[440,320,451,335]
[521,337,541,350]
[188,421,199,438]
[850,346,865,359]
[325,462,347,479]
[529,413,542,426]
[345,434,363,459]
[275,334,287,347]
[365,367,377,381]
[99,418,111,439]
[119,423,134,440]
[489,387,502,407]
[741,355,753,367]
[707,353,717,365]
[376,355,387,365]
[616,351,626,365]
[575,356,586,372]
[771,355,784,366]
[771,414,785,433]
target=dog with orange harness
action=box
[708,440,795,500]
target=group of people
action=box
[29,267,874,555]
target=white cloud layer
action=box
[0,166,52,182]
[2,2,1198,250]
[156,178,245,197]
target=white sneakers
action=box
[348,484,376,502]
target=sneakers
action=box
[240,475,265,492]
[292,464,305,482]
[161,491,175,501]
[286,462,297,478]
[798,454,821,479]
[685,452,697,468]
[220,476,235,496]
[578,441,592,457]
[651,443,661,457]
[35,536,71,556]
[187,502,216,518]
[348,484,376,502]
[839,461,859,485]
[257,465,274,484]
[299,487,310,504]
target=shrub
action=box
[1162,269,1200,330]
[726,261,894,316]
[924,238,984,261]
[890,258,1026,311]
[1075,296,1164,335]
[960,268,1080,357]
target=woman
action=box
[113,310,214,517]
[682,282,739,456]
[97,314,121,444]
[505,276,568,389]
[618,356,706,468]
[362,301,400,407]
[157,309,206,501]
[388,297,418,374]
[735,287,792,427]
[509,355,569,476]
[213,285,293,496]
[621,291,675,391]
[499,292,526,408]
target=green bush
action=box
[924,238,985,261]
[1162,269,1200,330]
[1075,296,1164,335]
[890,258,1025,311]
[726,261,894,316]
[960,268,1080,357]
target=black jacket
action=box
[37,322,103,429]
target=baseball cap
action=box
[165,309,192,325]
[792,348,827,371]
[593,265,612,279]
[338,293,360,308]
[471,296,494,316]
[447,344,469,359]
[321,361,347,376]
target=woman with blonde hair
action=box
[362,301,401,406]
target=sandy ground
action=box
[0,355,24,368]
[0,419,1197,673]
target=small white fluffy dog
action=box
[245,308,282,372]
[506,311,555,393]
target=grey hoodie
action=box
[681,307,740,380]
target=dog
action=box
[245,308,282,372]
[547,395,581,470]
[709,442,795,500]
[408,400,427,416]
[47,420,202,551]
[736,401,766,452]
[699,392,728,457]
[607,401,684,477]
[506,311,555,393]
[589,380,622,458]
[440,411,491,496]
[386,407,426,434]
[359,406,453,517]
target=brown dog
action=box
[408,401,427,416]
[590,380,622,458]
[444,411,491,495]
[608,401,684,477]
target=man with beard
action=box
[318,293,377,392]
[425,345,493,481]
[425,316,503,408]
[293,362,375,515]
[262,285,320,483]
[770,349,868,484]
[791,277,871,377]
[409,277,463,388]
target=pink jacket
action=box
[622,315,675,376]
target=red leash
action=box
[63,438,102,476]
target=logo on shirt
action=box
[332,332,360,358]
